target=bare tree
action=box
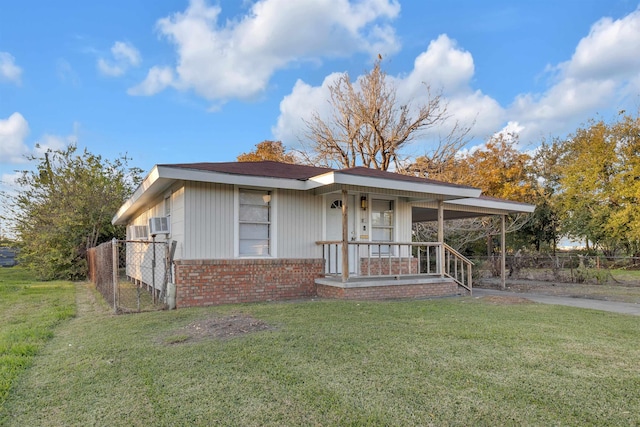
[301,58,467,171]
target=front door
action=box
[326,195,357,274]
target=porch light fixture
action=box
[360,196,367,210]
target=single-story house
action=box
[112,161,534,307]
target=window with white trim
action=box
[239,189,271,256]
[371,199,394,254]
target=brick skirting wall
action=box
[316,281,459,300]
[174,258,324,307]
[360,258,419,276]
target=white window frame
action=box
[235,187,276,257]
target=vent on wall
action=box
[149,217,170,236]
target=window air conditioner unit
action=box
[132,225,148,240]
[149,217,170,236]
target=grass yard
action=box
[0,267,75,414]
[1,275,639,426]
[611,268,640,283]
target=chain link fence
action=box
[87,239,175,313]
[471,254,640,285]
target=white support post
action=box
[341,188,349,283]
[437,200,445,278]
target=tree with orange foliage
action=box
[237,141,297,163]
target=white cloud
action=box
[132,0,400,102]
[507,8,640,143]
[274,34,504,152]
[98,41,141,77]
[397,35,474,94]
[0,113,77,166]
[0,113,30,164]
[564,9,640,81]
[273,73,343,145]
[1,171,21,187]
[0,52,22,84]
[128,66,174,96]
[57,59,80,86]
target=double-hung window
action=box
[371,199,394,255]
[239,189,271,256]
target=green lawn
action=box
[611,268,640,282]
[0,267,75,414]
[1,270,639,426]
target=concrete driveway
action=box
[473,288,640,316]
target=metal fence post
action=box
[112,238,118,314]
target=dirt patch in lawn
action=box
[479,295,534,305]
[161,314,275,345]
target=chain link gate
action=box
[88,239,176,313]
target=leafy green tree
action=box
[555,119,622,255]
[1,145,142,280]
[608,115,640,255]
[514,139,563,253]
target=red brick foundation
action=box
[316,281,459,300]
[360,258,419,276]
[174,258,323,307]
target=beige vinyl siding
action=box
[128,182,184,231]
[183,181,234,259]
[396,198,412,242]
[126,184,184,288]
[169,185,185,260]
[276,189,323,258]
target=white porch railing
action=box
[316,241,473,293]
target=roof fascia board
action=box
[447,198,535,213]
[160,166,310,190]
[329,172,481,198]
[112,165,161,225]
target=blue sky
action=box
[2,0,640,192]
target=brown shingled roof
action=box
[338,166,477,189]
[160,161,478,189]
[161,161,334,180]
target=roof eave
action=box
[310,171,481,199]
[447,197,536,214]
